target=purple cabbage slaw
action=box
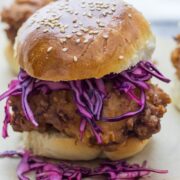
[0,150,168,180]
[0,61,170,143]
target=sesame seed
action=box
[60,38,67,43]
[64,24,69,29]
[72,29,77,33]
[70,10,74,14]
[47,46,53,53]
[87,12,92,18]
[102,12,107,16]
[74,12,79,15]
[90,8,95,11]
[128,13,132,18]
[73,19,77,23]
[62,48,68,52]
[77,32,83,36]
[76,39,81,43]
[81,27,89,33]
[111,7,116,12]
[83,39,89,44]
[119,55,124,60]
[43,29,49,33]
[103,5,109,9]
[89,30,99,35]
[89,4,94,8]
[89,30,93,35]
[60,28,65,33]
[98,23,105,27]
[36,25,40,29]
[103,34,109,39]
[74,24,79,28]
[65,7,69,10]
[94,30,99,34]
[66,34,72,39]
[107,11,113,15]
[73,56,78,62]
[96,20,100,24]
[30,20,35,25]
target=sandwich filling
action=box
[0,61,170,148]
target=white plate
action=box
[0,26,179,179]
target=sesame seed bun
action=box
[23,131,149,161]
[15,0,155,81]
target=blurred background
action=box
[127,0,180,37]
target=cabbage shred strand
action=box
[0,150,168,180]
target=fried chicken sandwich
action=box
[0,0,170,161]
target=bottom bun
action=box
[103,138,149,160]
[23,131,149,161]
[172,77,180,110]
[5,42,19,74]
[23,131,101,161]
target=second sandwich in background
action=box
[1,0,54,74]
[171,35,180,110]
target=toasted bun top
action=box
[15,0,155,81]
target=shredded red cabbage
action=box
[0,150,168,180]
[0,61,170,143]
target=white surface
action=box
[126,0,180,22]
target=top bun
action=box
[15,0,155,81]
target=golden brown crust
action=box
[15,0,155,81]
[23,131,149,160]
